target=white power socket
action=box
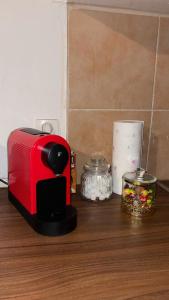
[35,119,60,134]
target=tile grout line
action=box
[69,108,169,112]
[69,108,151,111]
[146,16,160,171]
[68,3,169,19]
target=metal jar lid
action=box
[123,168,157,185]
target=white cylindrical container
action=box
[112,120,144,195]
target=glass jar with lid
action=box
[122,168,157,217]
[81,155,112,201]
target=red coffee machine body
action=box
[8,128,77,236]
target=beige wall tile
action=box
[148,111,169,179]
[154,18,169,109]
[69,9,158,109]
[68,110,151,182]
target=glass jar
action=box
[81,155,112,201]
[122,168,157,217]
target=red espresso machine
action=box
[8,128,77,236]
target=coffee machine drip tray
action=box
[8,190,77,236]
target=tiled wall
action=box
[68,7,169,182]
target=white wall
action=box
[0,0,67,181]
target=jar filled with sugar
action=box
[81,155,112,201]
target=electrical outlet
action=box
[35,119,60,134]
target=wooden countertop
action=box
[0,187,169,299]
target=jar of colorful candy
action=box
[81,155,112,201]
[122,168,157,217]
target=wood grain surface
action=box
[0,187,169,299]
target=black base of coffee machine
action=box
[8,191,77,236]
